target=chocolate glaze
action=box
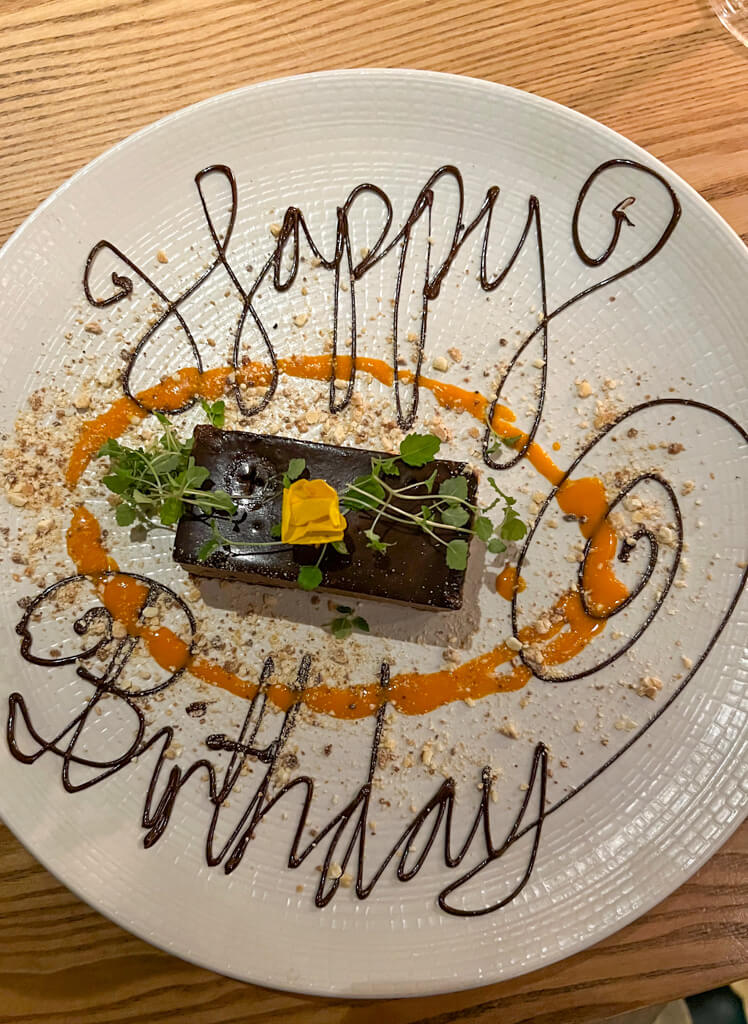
[174,426,478,610]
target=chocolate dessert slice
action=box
[174,427,478,610]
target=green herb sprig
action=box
[201,398,226,427]
[96,400,236,529]
[341,432,527,569]
[325,605,370,639]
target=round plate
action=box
[0,69,745,998]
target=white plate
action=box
[0,70,746,998]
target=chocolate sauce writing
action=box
[6,162,746,919]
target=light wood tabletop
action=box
[0,1,746,1022]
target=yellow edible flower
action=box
[281,478,347,545]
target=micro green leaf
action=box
[201,398,226,428]
[185,463,211,489]
[160,496,184,526]
[331,539,348,555]
[399,432,441,467]
[488,432,523,454]
[150,452,182,474]
[487,537,507,554]
[474,515,493,542]
[446,538,469,570]
[501,514,528,542]
[270,523,282,539]
[488,477,516,506]
[439,476,469,502]
[325,608,370,640]
[297,564,323,591]
[342,475,385,511]
[441,504,470,528]
[372,456,400,477]
[97,439,123,459]
[364,528,393,553]
[283,458,306,488]
[197,537,222,561]
[115,503,137,527]
[196,491,237,514]
[329,617,353,639]
[102,474,130,495]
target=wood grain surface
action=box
[0,1,746,1022]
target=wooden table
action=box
[0,1,746,1021]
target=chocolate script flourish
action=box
[7,644,548,917]
[512,400,748,681]
[83,160,680,452]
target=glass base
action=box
[709,0,748,45]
